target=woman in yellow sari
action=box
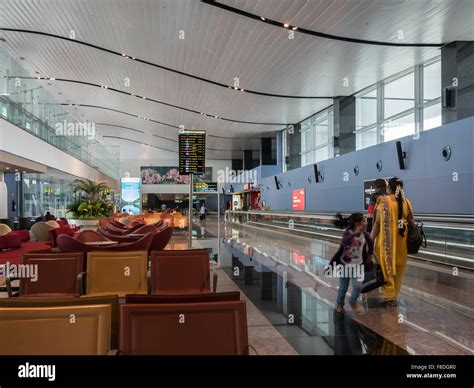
[370,177,414,306]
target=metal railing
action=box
[225,210,474,270]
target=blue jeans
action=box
[337,275,363,307]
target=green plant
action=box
[67,178,113,219]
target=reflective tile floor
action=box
[219,220,474,355]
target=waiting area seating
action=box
[0,304,111,355]
[0,295,120,349]
[149,249,217,294]
[119,301,248,355]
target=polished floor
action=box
[217,218,474,355]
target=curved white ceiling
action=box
[0,0,472,160]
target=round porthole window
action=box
[376,160,383,172]
[442,146,452,161]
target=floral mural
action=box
[140,167,212,184]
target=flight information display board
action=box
[193,182,218,193]
[179,130,206,175]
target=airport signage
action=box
[292,189,305,211]
[178,130,206,175]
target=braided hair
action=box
[388,177,406,236]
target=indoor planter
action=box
[67,178,113,230]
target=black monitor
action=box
[396,141,406,170]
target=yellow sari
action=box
[374,195,413,300]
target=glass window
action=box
[424,103,442,131]
[384,72,415,118]
[423,60,441,103]
[315,147,329,163]
[356,88,377,129]
[314,116,329,147]
[357,127,377,150]
[383,113,415,142]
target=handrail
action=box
[225,210,474,229]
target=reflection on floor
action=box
[221,220,474,355]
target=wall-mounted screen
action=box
[292,189,305,211]
[120,177,141,215]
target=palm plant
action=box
[68,178,112,219]
[72,178,108,202]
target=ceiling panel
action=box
[0,0,472,160]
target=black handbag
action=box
[406,207,427,254]
[361,264,385,293]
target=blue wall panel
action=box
[260,117,474,214]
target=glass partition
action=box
[225,210,474,270]
[0,48,119,179]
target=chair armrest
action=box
[77,272,86,296]
[147,269,152,295]
[248,344,259,355]
[210,268,218,293]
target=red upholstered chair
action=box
[76,230,110,243]
[101,233,154,252]
[57,234,90,254]
[97,228,138,243]
[149,249,217,294]
[10,230,30,242]
[49,227,76,248]
[125,291,240,304]
[110,220,126,229]
[0,233,22,251]
[149,227,173,251]
[15,252,84,298]
[119,301,248,355]
[131,225,158,235]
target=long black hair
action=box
[388,177,406,236]
[334,212,364,231]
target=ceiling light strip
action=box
[102,135,253,157]
[201,0,443,48]
[9,75,286,126]
[0,27,332,99]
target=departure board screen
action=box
[179,130,206,175]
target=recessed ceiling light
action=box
[50,78,55,81]
[261,17,266,21]
[283,23,289,28]
[23,171,26,173]
[14,169,18,172]
[5,167,10,170]
[292,26,298,30]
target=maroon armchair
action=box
[100,232,154,252]
[76,230,110,243]
[148,249,216,294]
[119,301,248,355]
[125,291,240,304]
[149,227,173,251]
[6,252,84,298]
[57,234,91,254]
[97,228,138,243]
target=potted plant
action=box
[67,178,113,230]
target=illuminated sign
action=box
[292,189,305,211]
[193,182,218,193]
[120,177,141,215]
[178,130,206,175]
